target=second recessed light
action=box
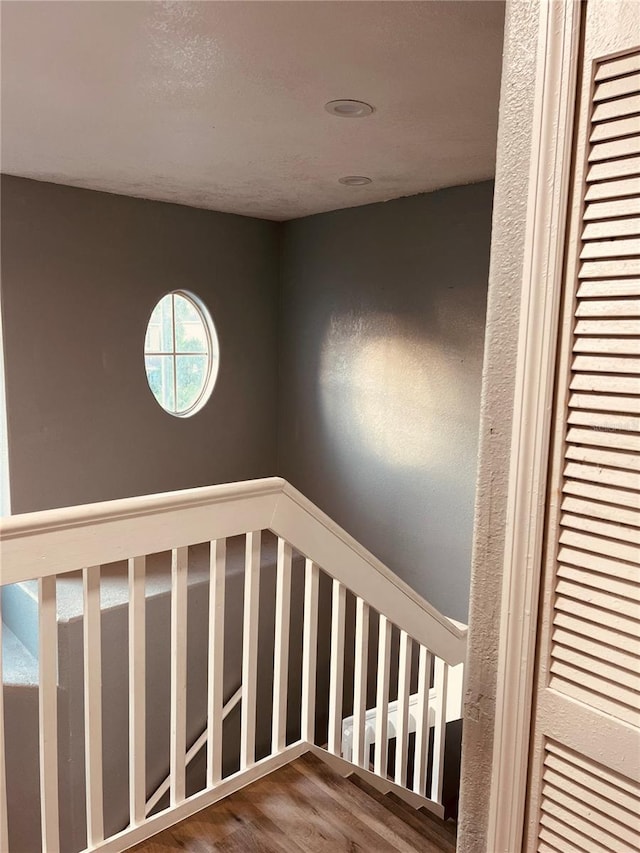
[338,176,373,186]
[325,99,375,118]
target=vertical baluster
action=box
[300,559,319,743]
[128,555,146,825]
[170,547,189,805]
[0,594,8,853]
[327,579,346,756]
[394,630,411,787]
[413,644,432,796]
[374,615,392,778]
[430,658,448,804]
[240,531,261,770]
[83,566,104,845]
[272,539,292,754]
[352,598,369,768]
[207,539,226,787]
[39,575,59,853]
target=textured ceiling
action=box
[1,1,505,221]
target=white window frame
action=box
[0,295,11,516]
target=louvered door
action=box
[525,5,640,851]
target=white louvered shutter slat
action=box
[589,137,640,164]
[561,494,640,529]
[539,813,611,853]
[576,278,640,296]
[580,258,640,277]
[558,545,639,582]
[590,113,640,143]
[574,298,640,316]
[567,410,640,432]
[552,625,639,674]
[561,510,640,545]
[565,443,640,470]
[591,93,640,122]
[573,317,640,334]
[553,611,640,660]
[573,334,640,354]
[563,478,639,508]
[572,355,640,374]
[593,70,640,100]
[557,561,640,600]
[584,197,640,219]
[584,176,640,204]
[581,235,640,256]
[568,391,640,414]
[594,51,640,81]
[587,156,640,183]
[563,459,639,488]
[583,219,640,240]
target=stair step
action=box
[294,752,431,852]
[387,791,457,849]
[2,622,38,685]
[347,774,456,853]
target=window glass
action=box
[144,292,218,416]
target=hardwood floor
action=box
[130,753,457,852]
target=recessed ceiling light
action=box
[325,99,374,118]
[338,176,373,186]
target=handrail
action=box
[271,482,465,664]
[0,478,285,540]
[0,477,464,663]
[276,482,467,656]
[0,478,285,585]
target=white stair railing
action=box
[0,477,467,853]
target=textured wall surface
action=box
[457,2,541,850]
[278,184,494,622]
[1,175,280,512]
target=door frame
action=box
[485,2,583,851]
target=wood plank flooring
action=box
[130,753,457,852]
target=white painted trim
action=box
[0,291,10,517]
[0,596,8,853]
[83,566,104,846]
[0,477,285,540]
[486,3,582,852]
[0,481,282,585]
[128,555,147,826]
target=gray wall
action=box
[1,175,280,513]
[457,2,540,851]
[278,183,493,622]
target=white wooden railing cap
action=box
[0,477,287,539]
[278,481,468,644]
[0,477,466,654]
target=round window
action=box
[144,291,219,417]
